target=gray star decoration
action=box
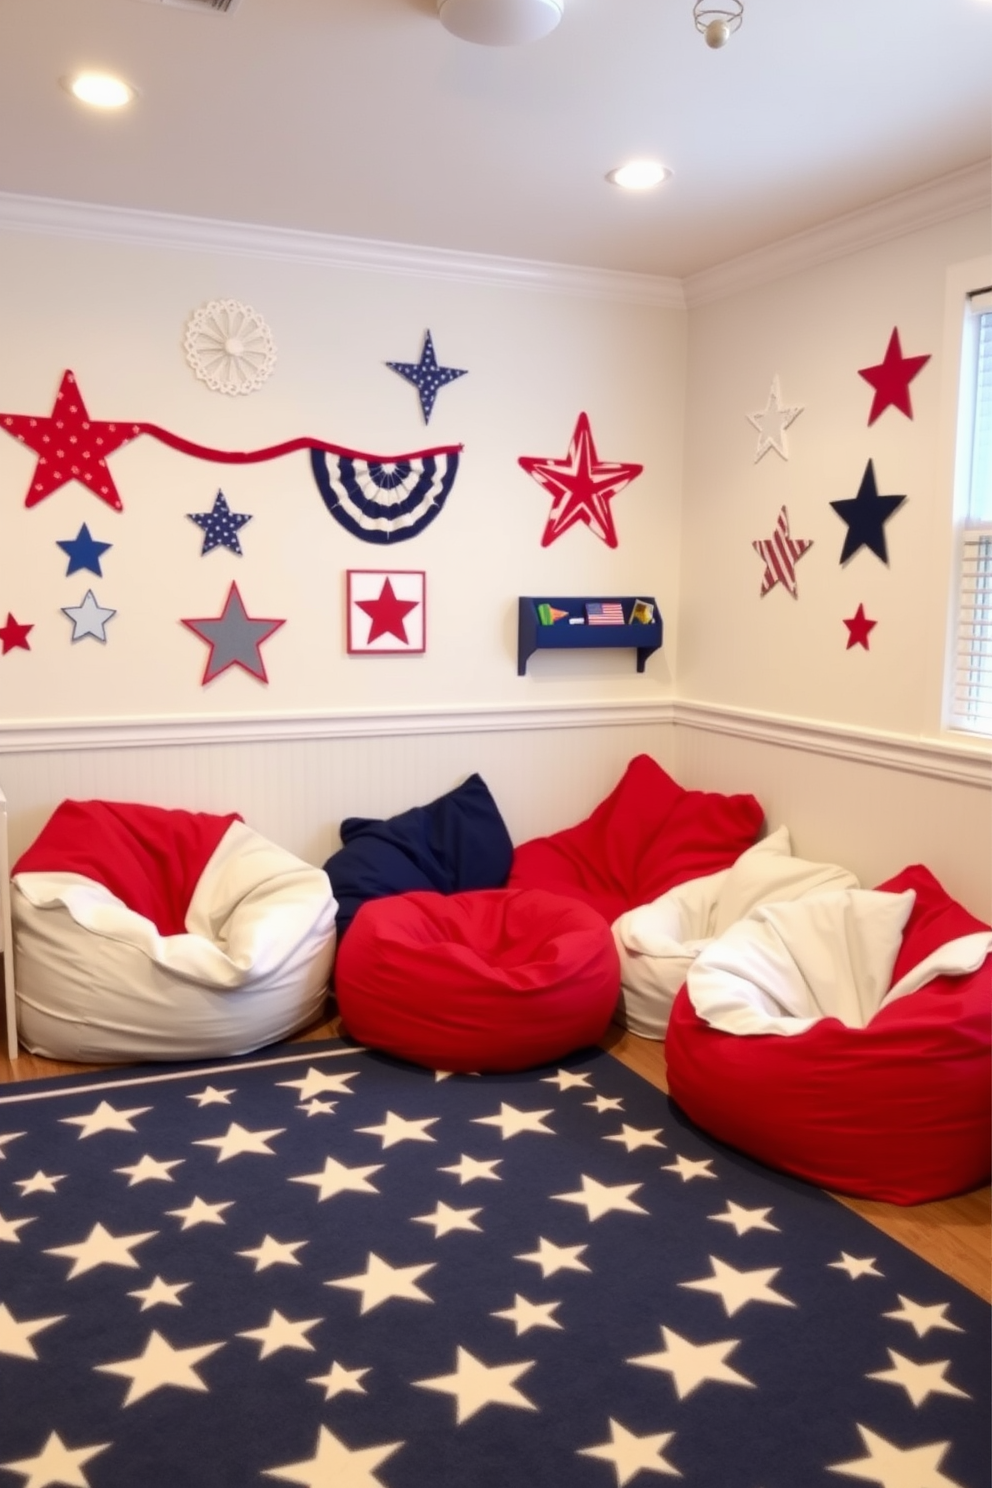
[387,330,467,423]
[181,581,285,684]
[62,590,116,643]
[188,490,252,556]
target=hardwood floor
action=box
[3,1009,989,1302]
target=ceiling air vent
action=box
[136,0,243,14]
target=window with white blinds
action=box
[948,294,992,735]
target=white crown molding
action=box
[683,159,992,308]
[0,190,684,309]
[674,700,991,787]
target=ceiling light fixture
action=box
[62,72,136,109]
[607,161,671,191]
[437,0,564,47]
[693,1,744,48]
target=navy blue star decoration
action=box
[387,330,467,423]
[830,459,907,565]
[188,490,253,555]
[56,523,113,577]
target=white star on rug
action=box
[300,1099,337,1117]
[491,1294,563,1336]
[867,1349,969,1407]
[277,1068,360,1101]
[0,1431,110,1488]
[187,1085,235,1106]
[307,1361,370,1401]
[289,1157,383,1202]
[166,1196,234,1229]
[128,1276,191,1311]
[96,1329,224,1405]
[553,1175,648,1222]
[263,1425,402,1488]
[193,1121,285,1161]
[827,1424,961,1488]
[413,1345,536,1423]
[438,1154,503,1185]
[0,1211,35,1243]
[883,1295,963,1338]
[604,1124,666,1152]
[830,1252,883,1280]
[680,1256,796,1316]
[0,1131,26,1158]
[577,1417,680,1483]
[45,1222,157,1279]
[709,1201,779,1236]
[515,1237,591,1277]
[14,1170,65,1196]
[237,1235,308,1270]
[628,1326,753,1399]
[327,1252,436,1314]
[412,1202,483,1237]
[472,1103,555,1139]
[746,375,803,461]
[114,1154,184,1185]
[238,1310,322,1359]
[663,1154,717,1182]
[60,1102,150,1138]
[0,1302,65,1360]
[356,1111,439,1148]
[585,1095,624,1113]
[541,1069,592,1090]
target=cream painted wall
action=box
[679,208,991,739]
[0,228,685,724]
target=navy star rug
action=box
[0,1040,988,1488]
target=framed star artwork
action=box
[347,570,426,655]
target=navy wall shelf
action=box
[517,596,662,676]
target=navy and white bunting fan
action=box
[311,448,461,544]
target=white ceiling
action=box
[1,0,990,279]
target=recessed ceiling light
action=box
[62,72,137,109]
[607,161,672,191]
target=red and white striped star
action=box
[752,505,813,598]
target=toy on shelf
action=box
[518,596,662,675]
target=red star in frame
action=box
[347,571,425,654]
[518,412,643,548]
[857,328,930,426]
[0,612,33,654]
[843,603,877,650]
[181,582,285,685]
[0,370,143,510]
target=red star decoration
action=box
[0,370,143,510]
[857,328,930,426]
[356,576,419,644]
[0,613,33,655]
[518,412,643,548]
[843,602,877,650]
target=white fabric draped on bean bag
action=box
[612,826,859,1038]
[12,803,337,1062]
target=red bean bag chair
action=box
[665,864,992,1204]
[509,754,764,924]
[334,887,620,1072]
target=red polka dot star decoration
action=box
[752,505,814,598]
[857,327,931,425]
[1,370,142,511]
[518,412,643,548]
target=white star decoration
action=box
[128,1276,191,1311]
[0,1303,65,1360]
[830,1252,883,1280]
[746,375,804,461]
[882,1295,963,1337]
[166,1196,234,1229]
[45,1222,157,1279]
[193,1122,285,1162]
[628,1326,753,1398]
[491,1294,563,1336]
[0,1432,110,1488]
[552,1175,648,1222]
[663,1155,717,1182]
[114,1154,184,1186]
[61,589,116,643]
[541,1069,592,1091]
[413,1345,536,1423]
[439,1154,502,1185]
[327,1252,436,1314]
[515,1237,591,1277]
[187,1085,235,1107]
[238,1310,322,1359]
[586,1095,624,1113]
[60,1103,150,1139]
[604,1125,666,1152]
[0,1131,26,1158]
[277,1068,360,1101]
[680,1256,796,1316]
[356,1111,438,1148]
[237,1235,308,1270]
[472,1104,555,1139]
[95,1329,224,1405]
[578,1418,680,1483]
[0,1210,35,1243]
[263,1425,402,1488]
[306,1361,371,1401]
[14,1170,66,1196]
[827,1424,963,1488]
[867,1349,968,1408]
[289,1157,382,1202]
[709,1201,779,1236]
[412,1202,483,1237]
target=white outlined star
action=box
[746,374,803,461]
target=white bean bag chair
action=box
[11,800,337,1062]
[612,826,859,1038]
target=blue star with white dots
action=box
[188,490,253,556]
[387,330,467,423]
[57,523,113,577]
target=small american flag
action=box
[585,601,625,625]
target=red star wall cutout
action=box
[0,613,33,655]
[347,571,425,653]
[518,412,643,548]
[843,603,877,650]
[0,370,143,510]
[858,328,930,425]
[753,506,813,598]
[181,582,285,685]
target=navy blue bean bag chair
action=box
[323,773,513,941]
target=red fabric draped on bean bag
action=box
[508,754,764,924]
[334,888,620,1073]
[665,865,992,1205]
